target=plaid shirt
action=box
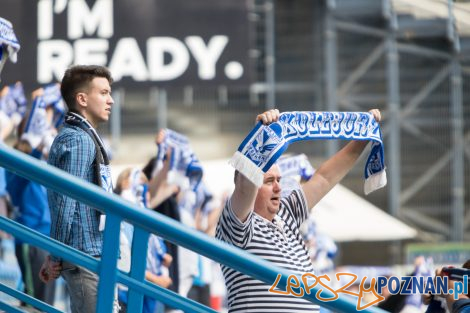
[47,124,103,257]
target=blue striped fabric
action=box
[47,124,103,258]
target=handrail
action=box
[0,216,217,313]
[0,143,387,313]
[0,281,62,313]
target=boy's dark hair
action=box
[60,65,113,111]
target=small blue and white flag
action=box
[0,17,20,79]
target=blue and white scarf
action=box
[230,111,387,195]
[0,82,27,127]
[156,129,203,192]
[277,153,315,181]
[155,129,190,173]
[178,182,212,215]
[168,148,201,190]
[65,112,113,231]
[0,17,20,79]
[42,83,65,128]
[21,96,52,149]
[277,154,315,197]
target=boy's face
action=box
[80,77,113,127]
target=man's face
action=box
[254,165,282,220]
[81,77,113,127]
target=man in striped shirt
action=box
[216,109,381,312]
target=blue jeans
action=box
[61,261,119,313]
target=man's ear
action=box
[75,92,87,108]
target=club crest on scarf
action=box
[246,125,282,165]
[230,111,386,195]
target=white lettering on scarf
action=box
[230,111,386,195]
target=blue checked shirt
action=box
[47,124,103,257]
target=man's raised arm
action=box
[302,109,382,210]
[230,109,280,222]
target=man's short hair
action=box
[60,65,113,112]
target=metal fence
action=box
[0,143,386,312]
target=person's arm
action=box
[6,148,43,203]
[0,86,13,141]
[148,147,171,197]
[147,129,167,196]
[147,149,179,208]
[145,272,172,288]
[48,133,95,262]
[0,116,13,141]
[302,109,381,210]
[205,205,223,236]
[57,134,96,180]
[162,253,172,268]
[230,109,279,222]
[147,135,179,208]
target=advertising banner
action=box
[1,0,252,88]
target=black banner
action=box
[1,0,252,89]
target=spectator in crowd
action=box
[114,167,173,313]
[6,130,55,306]
[423,260,470,313]
[216,108,381,312]
[0,82,27,243]
[143,155,181,295]
[39,65,118,313]
[187,183,222,307]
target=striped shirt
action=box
[216,189,319,312]
[47,124,103,257]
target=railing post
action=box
[450,58,464,242]
[127,227,150,312]
[385,0,400,219]
[385,0,402,264]
[324,0,338,157]
[96,213,121,313]
[447,0,460,53]
[111,88,123,152]
[265,0,275,110]
[158,89,168,130]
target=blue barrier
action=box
[0,217,219,313]
[0,143,387,313]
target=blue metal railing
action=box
[0,143,386,313]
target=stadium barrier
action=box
[0,143,386,313]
